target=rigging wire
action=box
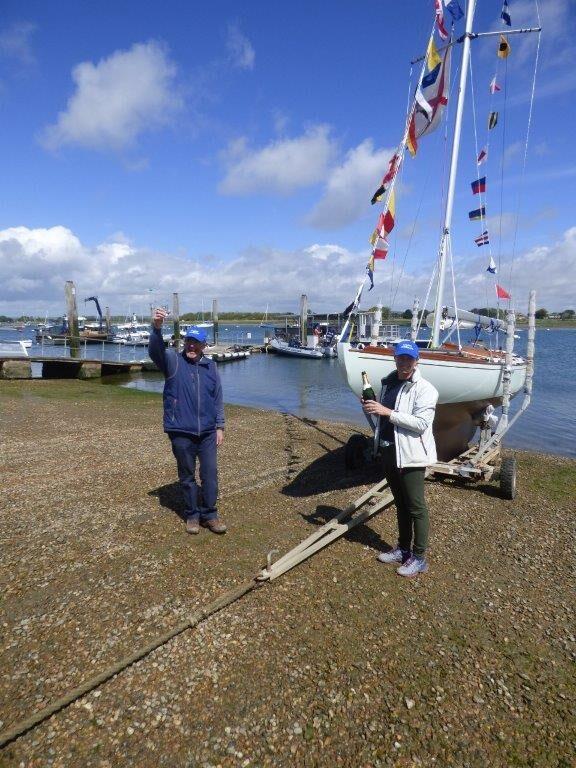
[388,59,419,311]
[389,42,458,318]
[446,235,462,349]
[421,30,459,337]
[496,54,509,321]
[508,1,542,295]
[468,47,494,317]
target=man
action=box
[149,309,226,535]
[362,340,438,577]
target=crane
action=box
[84,296,104,330]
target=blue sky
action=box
[0,0,574,317]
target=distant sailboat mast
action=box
[431,0,477,348]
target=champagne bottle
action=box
[361,371,376,401]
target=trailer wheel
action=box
[500,457,517,500]
[345,434,369,471]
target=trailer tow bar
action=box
[257,477,398,582]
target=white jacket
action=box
[380,367,438,468]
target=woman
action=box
[362,340,438,577]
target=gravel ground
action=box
[0,379,574,768]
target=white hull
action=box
[338,342,527,460]
[269,338,324,359]
[111,332,150,346]
[338,343,526,404]
[0,340,30,357]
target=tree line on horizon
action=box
[2,307,574,324]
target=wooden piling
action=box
[212,299,219,345]
[65,281,80,359]
[300,294,308,347]
[172,292,180,346]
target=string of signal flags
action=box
[364,0,513,297]
[467,0,512,300]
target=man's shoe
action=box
[186,517,200,535]
[396,556,428,578]
[201,518,227,534]
[377,547,410,564]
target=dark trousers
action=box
[382,446,429,558]
[169,431,218,521]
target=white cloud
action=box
[41,41,182,152]
[448,227,576,311]
[0,225,362,315]
[226,23,255,70]
[0,21,36,66]
[218,125,337,195]
[306,140,395,229]
[0,225,573,317]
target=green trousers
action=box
[382,446,429,558]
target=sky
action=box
[0,0,574,318]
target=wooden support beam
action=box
[65,281,80,359]
[172,293,180,345]
[212,299,219,345]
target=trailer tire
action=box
[500,456,517,500]
[345,434,369,471]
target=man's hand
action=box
[152,307,169,329]
[216,428,224,447]
[361,398,393,418]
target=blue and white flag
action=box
[367,254,375,291]
[342,281,364,318]
[446,0,464,21]
[501,0,511,26]
[487,256,497,274]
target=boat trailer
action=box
[345,292,536,501]
[260,294,536,581]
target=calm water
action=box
[2,324,575,458]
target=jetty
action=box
[0,348,252,380]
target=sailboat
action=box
[338,0,540,461]
[196,300,213,329]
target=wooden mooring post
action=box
[300,294,308,347]
[65,281,80,359]
[172,292,180,346]
[212,299,219,345]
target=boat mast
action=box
[431,0,477,348]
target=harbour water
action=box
[1,324,575,458]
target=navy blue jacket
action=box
[148,327,225,435]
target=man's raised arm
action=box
[148,307,170,375]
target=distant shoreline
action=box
[1,318,574,329]
[199,319,576,329]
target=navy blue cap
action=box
[184,326,208,343]
[394,340,419,359]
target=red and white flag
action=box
[477,147,488,165]
[372,237,389,260]
[490,76,501,94]
[435,0,449,40]
[496,284,511,300]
